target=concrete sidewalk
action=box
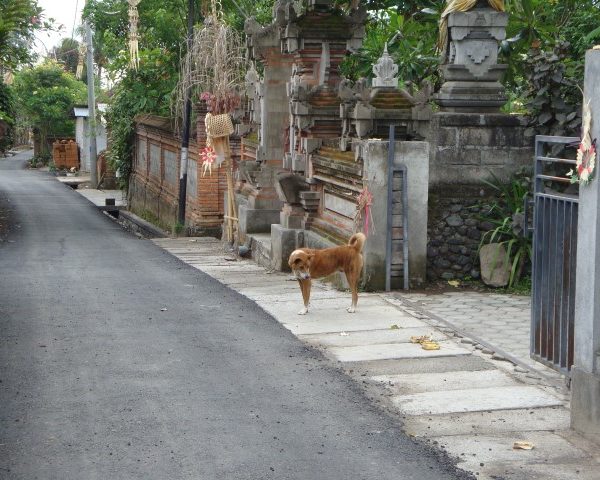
[151,236,599,480]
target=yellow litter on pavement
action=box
[410,335,441,350]
[513,441,534,450]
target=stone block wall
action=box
[426,112,533,281]
[429,112,532,186]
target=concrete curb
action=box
[118,210,168,239]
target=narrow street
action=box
[0,151,467,479]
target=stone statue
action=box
[372,43,398,88]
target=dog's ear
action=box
[307,253,315,263]
[293,257,303,266]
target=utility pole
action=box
[84,3,97,187]
[177,0,194,226]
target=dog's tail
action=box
[348,232,366,252]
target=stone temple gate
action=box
[129,0,533,290]
[225,0,532,289]
[228,0,532,290]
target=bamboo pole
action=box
[224,137,238,244]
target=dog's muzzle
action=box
[293,270,311,280]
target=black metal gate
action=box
[530,135,579,375]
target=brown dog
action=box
[288,233,366,315]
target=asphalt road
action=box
[0,151,467,479]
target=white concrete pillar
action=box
[571,49,600,439]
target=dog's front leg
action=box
[298,279,311,315]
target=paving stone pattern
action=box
[398,292,534,368]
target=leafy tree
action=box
[83,0,192,186]
[0,0,54,69]
[341,5,442,85]
[0,83,16,153]
[84,0,272,188]
[50,38,81,76]
[13,61,87,156]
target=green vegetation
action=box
[479,171,533,288]
[0,0,53,69]
[12,61,86,156]
[50,38,82,77]
[0,83,15,153]
[83,0,273,189]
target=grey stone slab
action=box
[498,462,600,480]
[262,300,419,321]
[343,355,496,377]
[391,385,563,416]
[325,342,471,363]
[283,315,427,335]
[244,288,339,298]
[400,407,570,437]
[229,279,297,289]
[372,369,517,395]
[198,265,268,274]
[432,431,590,480]
[301,328,447,348]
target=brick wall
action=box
[128,112,230,236]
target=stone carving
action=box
[372,44,398,88]
[466,45,490,65]
[276,172,309,205]
[337,75,433,150]
[434,1,509,112]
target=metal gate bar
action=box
[531,135,579,375]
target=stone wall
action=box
[429,112,532,186]
[426,112,533,281]
[427,186,497,281]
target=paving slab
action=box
[495,461,600,480]
[175,254,237,263]
[300,328,447,348]
[391,385,564,416]
[243,291,340,304]
[282,315,427,335]
[400,407,571,437]
[325,341,471,363]
[73,188,127,207]
[261,298,415,317]
[197,266,269,277]
[432,431,591,479]
[225,278,297,289]
[371,369,518,395]
[343,355,496,376]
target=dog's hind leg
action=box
[347,281,358,313]
[346,268,360,313]
[298,279,311,315]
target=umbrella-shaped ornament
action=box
[200,146,217,177]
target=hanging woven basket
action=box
[205,113,234,139]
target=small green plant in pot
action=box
[478,170,533,288]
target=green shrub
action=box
[479,170,533,288]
